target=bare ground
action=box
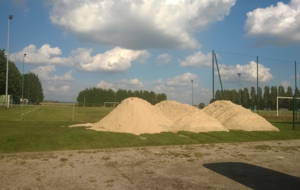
[1,140,300,190]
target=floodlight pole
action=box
[191,80,193,106]
[21,54,26,120]
[5,15,13,108]
[237,73,241,105]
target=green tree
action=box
[199,102,205,109]
[0,49,22,103]
[250,86,256,108]
[230,89,238,104]
[270,86,277,110]
[23,72,44,104]
[215,90,222,100]
[286,86,293,110]
[242,87,250,108]
[263,86,270,108]
[258,87,263,110]
[278,86,285,108]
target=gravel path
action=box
[1,140,300,190]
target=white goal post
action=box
[104,102,119,107]
[276,97,300,116]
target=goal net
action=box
[276,97,300,116]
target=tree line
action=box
[213,86,300,110]
[0,49,44,104]
[76,88,167,107]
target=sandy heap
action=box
[71,97,176,135]
[155,101,228,132]
[203,100,279,131]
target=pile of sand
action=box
[70,98,278,135]
[71,98,176,135]
[155,101,228,132]
[203,100,279,131]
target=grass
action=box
[0,107,299,153]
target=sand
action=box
[203,100,279,131]
[71,97,176,135]
[155,100,229,132]
[70,98,278,135]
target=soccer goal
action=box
[276,97,300,116]
[104,102,119,107]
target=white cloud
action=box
[218,61,273,82]
[10,45,150,73]
[156,54,172,65]
[73,47,150,73]
[200,88,212,99]
[49,0,236,49]
[154,78,163,84]
[10,44,69,66]
[96,81,115,90]
[179,51,212,67]
[244,0,300,46]
[96,78,143,90]
[154,73,198,103]
[281,80,291,91]
[31,65,74,94]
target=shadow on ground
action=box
[203,162,300,190]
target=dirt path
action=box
[1,140,300,190]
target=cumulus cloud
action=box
[179,51,212,67]
[244,0,300,46]
[156,54,172,65]
[218,61,273,82]
[10,44,69,66]
[154,73,198,103]
[49,0,236,49]
[281,80,291,91]
[74,47,150,73]
[31,65,74,93]
[154,78,163,84]
[10,44,150,73]
[96,78,143,91]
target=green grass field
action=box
[0,106,299,153]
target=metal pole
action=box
[212,50,214,101]
[257,56,259,113]
[21,54,26,120]
[191,80,193,106]
[214,54,223,99]
[5,15,13,108]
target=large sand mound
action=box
[203,100,279,131]
[155,101,229,132]
[71,97,176,135]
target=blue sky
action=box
[1,0,299,104]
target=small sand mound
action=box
[203,100,279,131]
[155,101,229,132]
[71,97,176,135]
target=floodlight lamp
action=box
[237,73,241,76]
[191,80,193,83]
[9,15,13,20]
[24,53,26,57]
